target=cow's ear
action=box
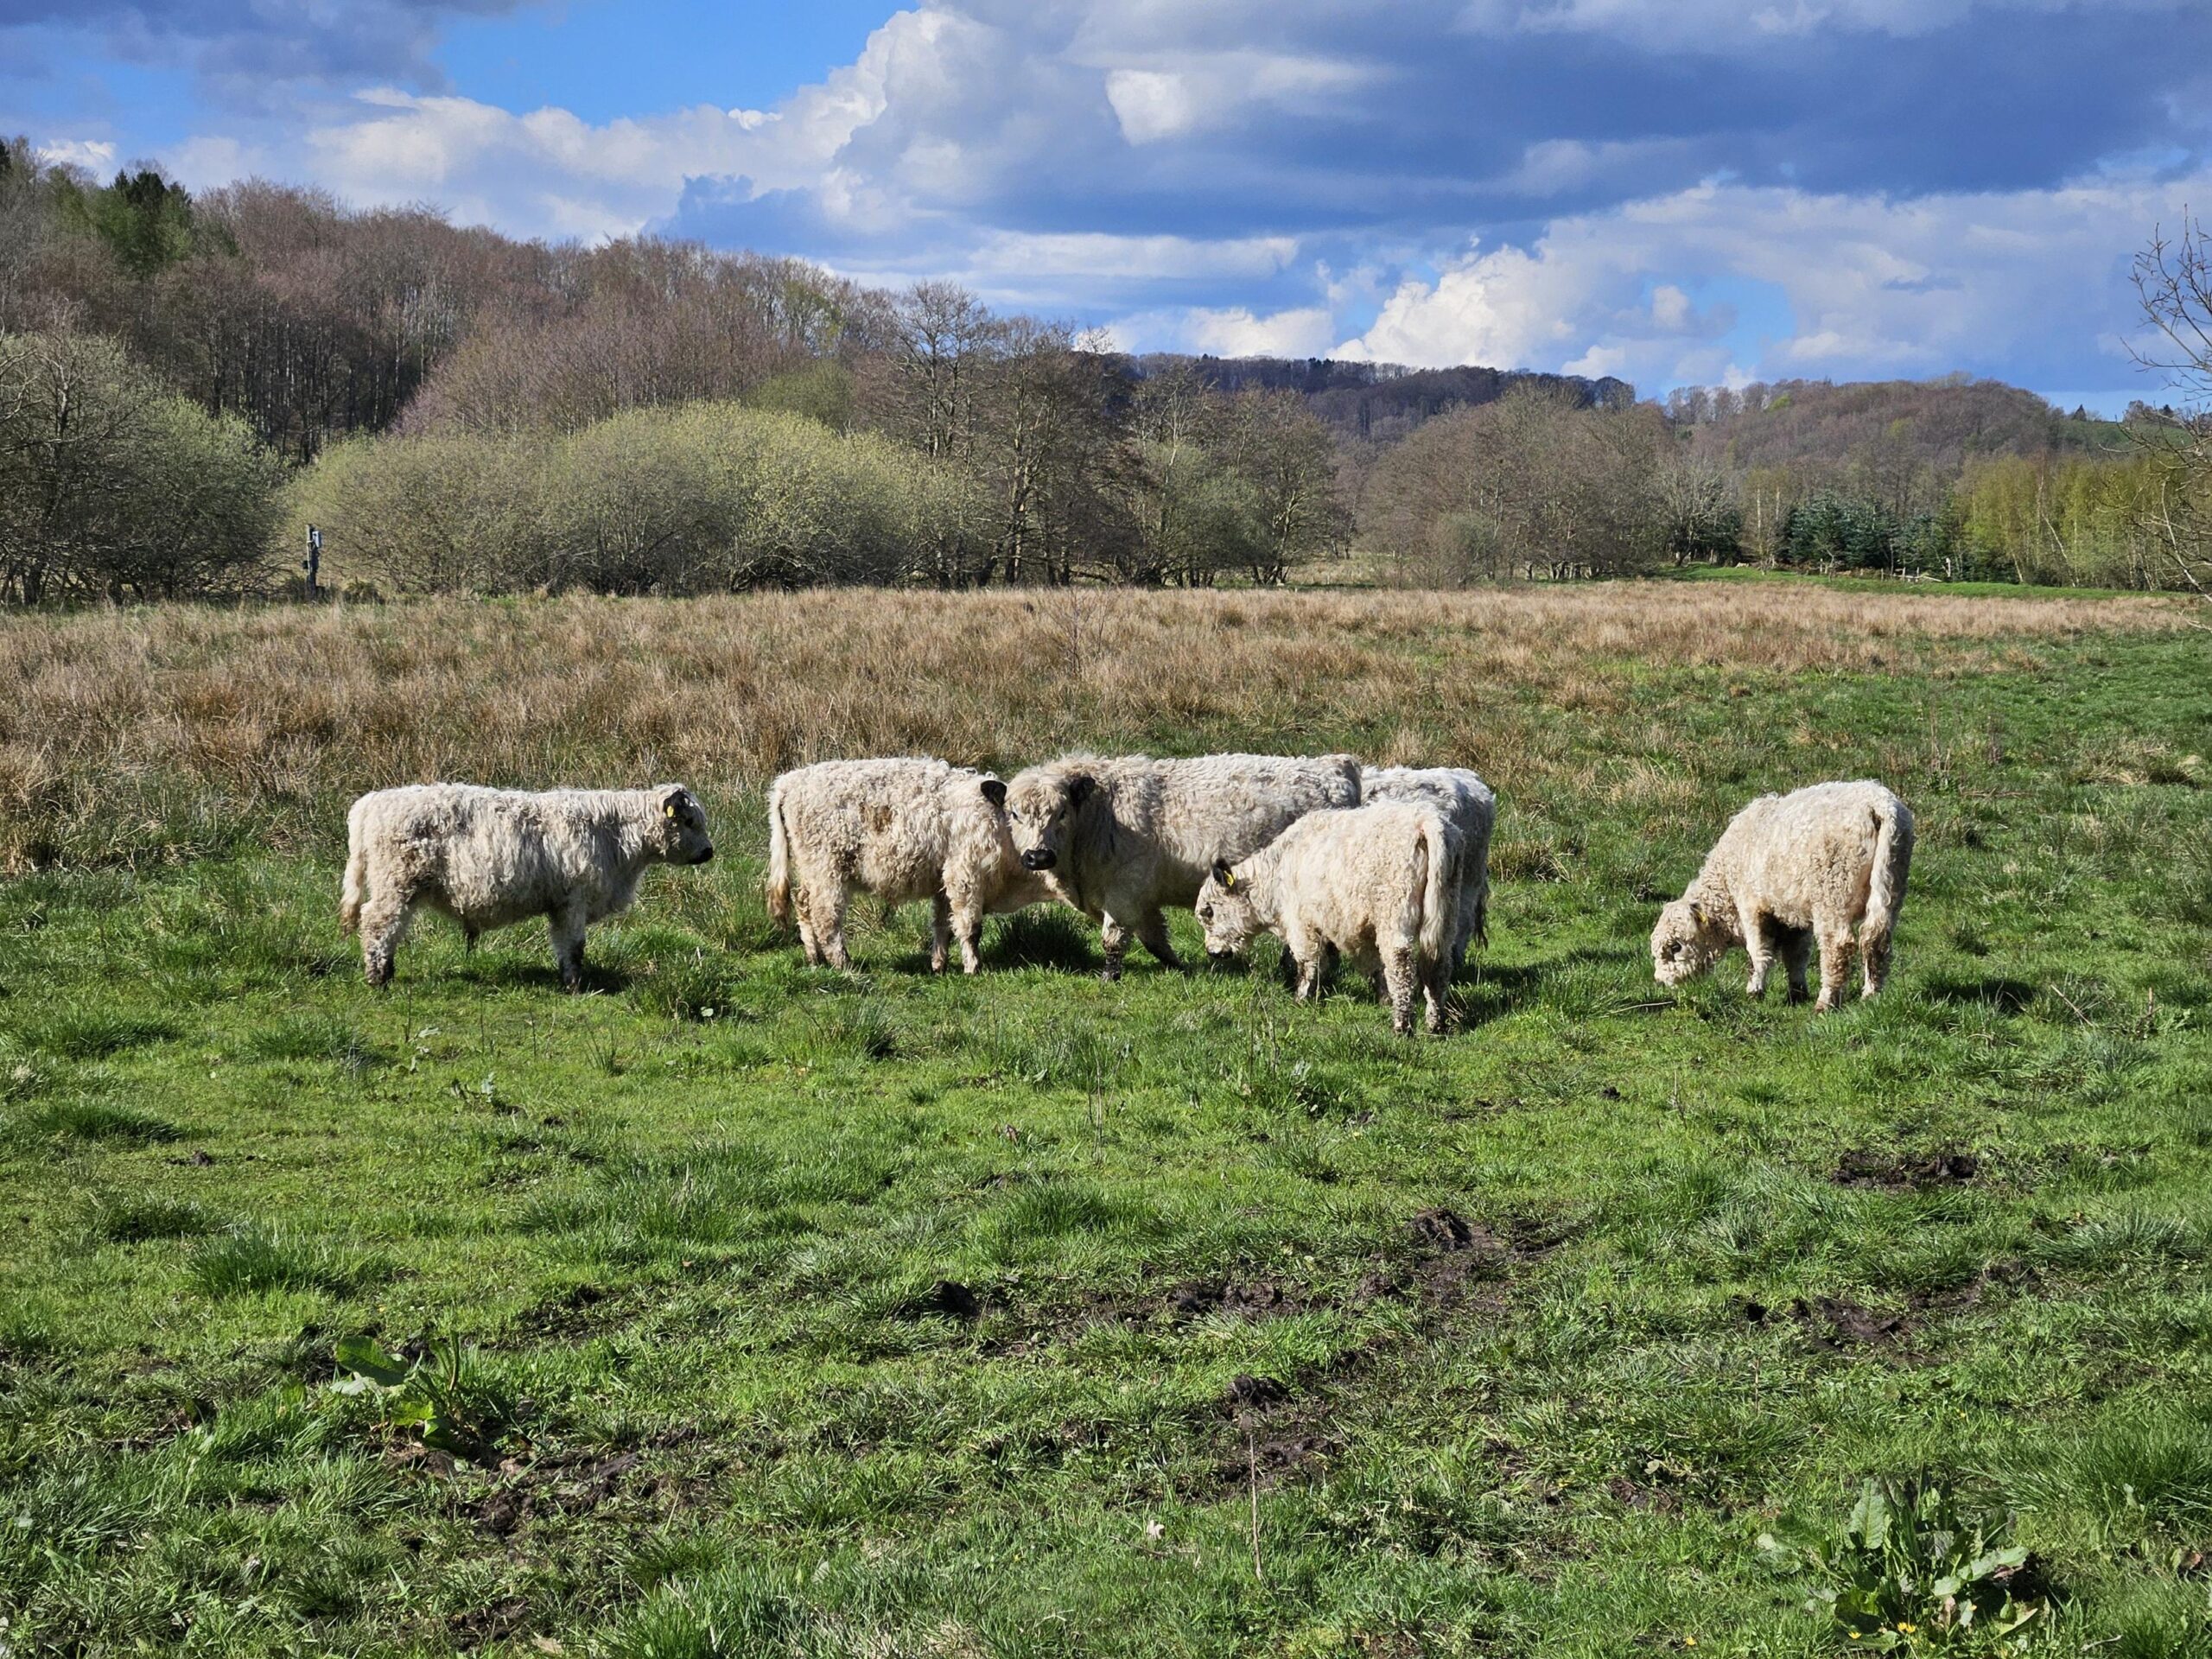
[1686,900,1705,926]
[980,778,1007,809]
[661,786,687,820]
[1213,859,1235,890]
[1066,773,1096,807]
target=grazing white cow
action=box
[1195,802,1463,1035]
[1651,779,1914,1011]
[1001,752,1361,979]
[1358,765,1496,972]
[763,757,1051,973]
[340,783,714,990]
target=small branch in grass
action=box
[1248,1425,1265,1585]
[2047,983,2094,1026]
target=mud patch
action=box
[1219,1372,1292,1412]
[1166,1277,1313,1320]
[1192,1205,1554,1496]
[1832,1147,1980,1189]
[1790,1294,1910,1351]
[1910,1257,2035,1316]
[1607,1472,1685,1516]
[1357,1207,1520,1311]
[448,1596,531,1644]
[1834,1147,1980,1190]
[1213,1374,1343,1494]
[901,1279,984,1321]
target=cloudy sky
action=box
[7,0,2209,409]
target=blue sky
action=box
[6,0,2209,412]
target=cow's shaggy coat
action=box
[340,783,714,990]
[1002,752,1361,978]
[1358,765,1496,971]
[764,758,1050,973]
[1197,802,1463,1035]
[1651,779,1914,1011]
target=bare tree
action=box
[1654,451,1739,567]
[2130,216,2212,603]
[1224,388,1348,584]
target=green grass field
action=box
[3,583,2210,1657]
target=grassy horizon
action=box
[3,577,2209,1656]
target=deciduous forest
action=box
[3,141,2208,602]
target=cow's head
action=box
[653,785,715,865]
[1196,858,1262,961]
[1003,766,1096,873]
[1649,898,1725,987]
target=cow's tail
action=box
[1417,811,1455,963]
[339,798,369,934]
[1866,793,1914,941]
[1467,807,1493,950]
[764,777,794,930]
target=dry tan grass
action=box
[0,581,2185,872]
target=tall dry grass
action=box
[0,582,2185,873]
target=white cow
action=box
[1359,765,1496,972]
[764,757,1051,973]
[1001,752,1362,979]
[1195,801,1464,1035]
[340,783,714,990]
[1651,779,1914,1010]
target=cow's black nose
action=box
[1020,849,1056,871]
[1206,949,1234,968]
[693,848,715,864]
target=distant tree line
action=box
[1627,377,2209,590]
[3,135,2208,601]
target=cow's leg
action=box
[946,891,988,976]
[1134,907,1181,969]
[549,903,589,993]
[817,887,854,971]
[794,891,823,965]
[1097,913,1130,982]
[1781,926,1814,1004]
[359,888,414,988]
[1740,903,1776,998]
[1382,944,1420,1036]
[1859,914,1893,1000]
[1420,950,1450,1034]
[929,893,952,975]
[1814,918,1857,1013]
[1292,950,1325,1001]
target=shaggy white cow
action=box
[1195,802,1463,1035]
[1651,779,1914,1011]
[764,758,1052,973]
[340,783,715,990]
[1002,752,1361,979]
[1358,765,1497,972]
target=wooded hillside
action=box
[3,138,2203,601]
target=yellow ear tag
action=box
[1223,870,1236,891]
[664,804,677,818]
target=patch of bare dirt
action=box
[1833,1147,1980,1190]
[1191,1205,1560,1496]
[1790,1294,1911,1351]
